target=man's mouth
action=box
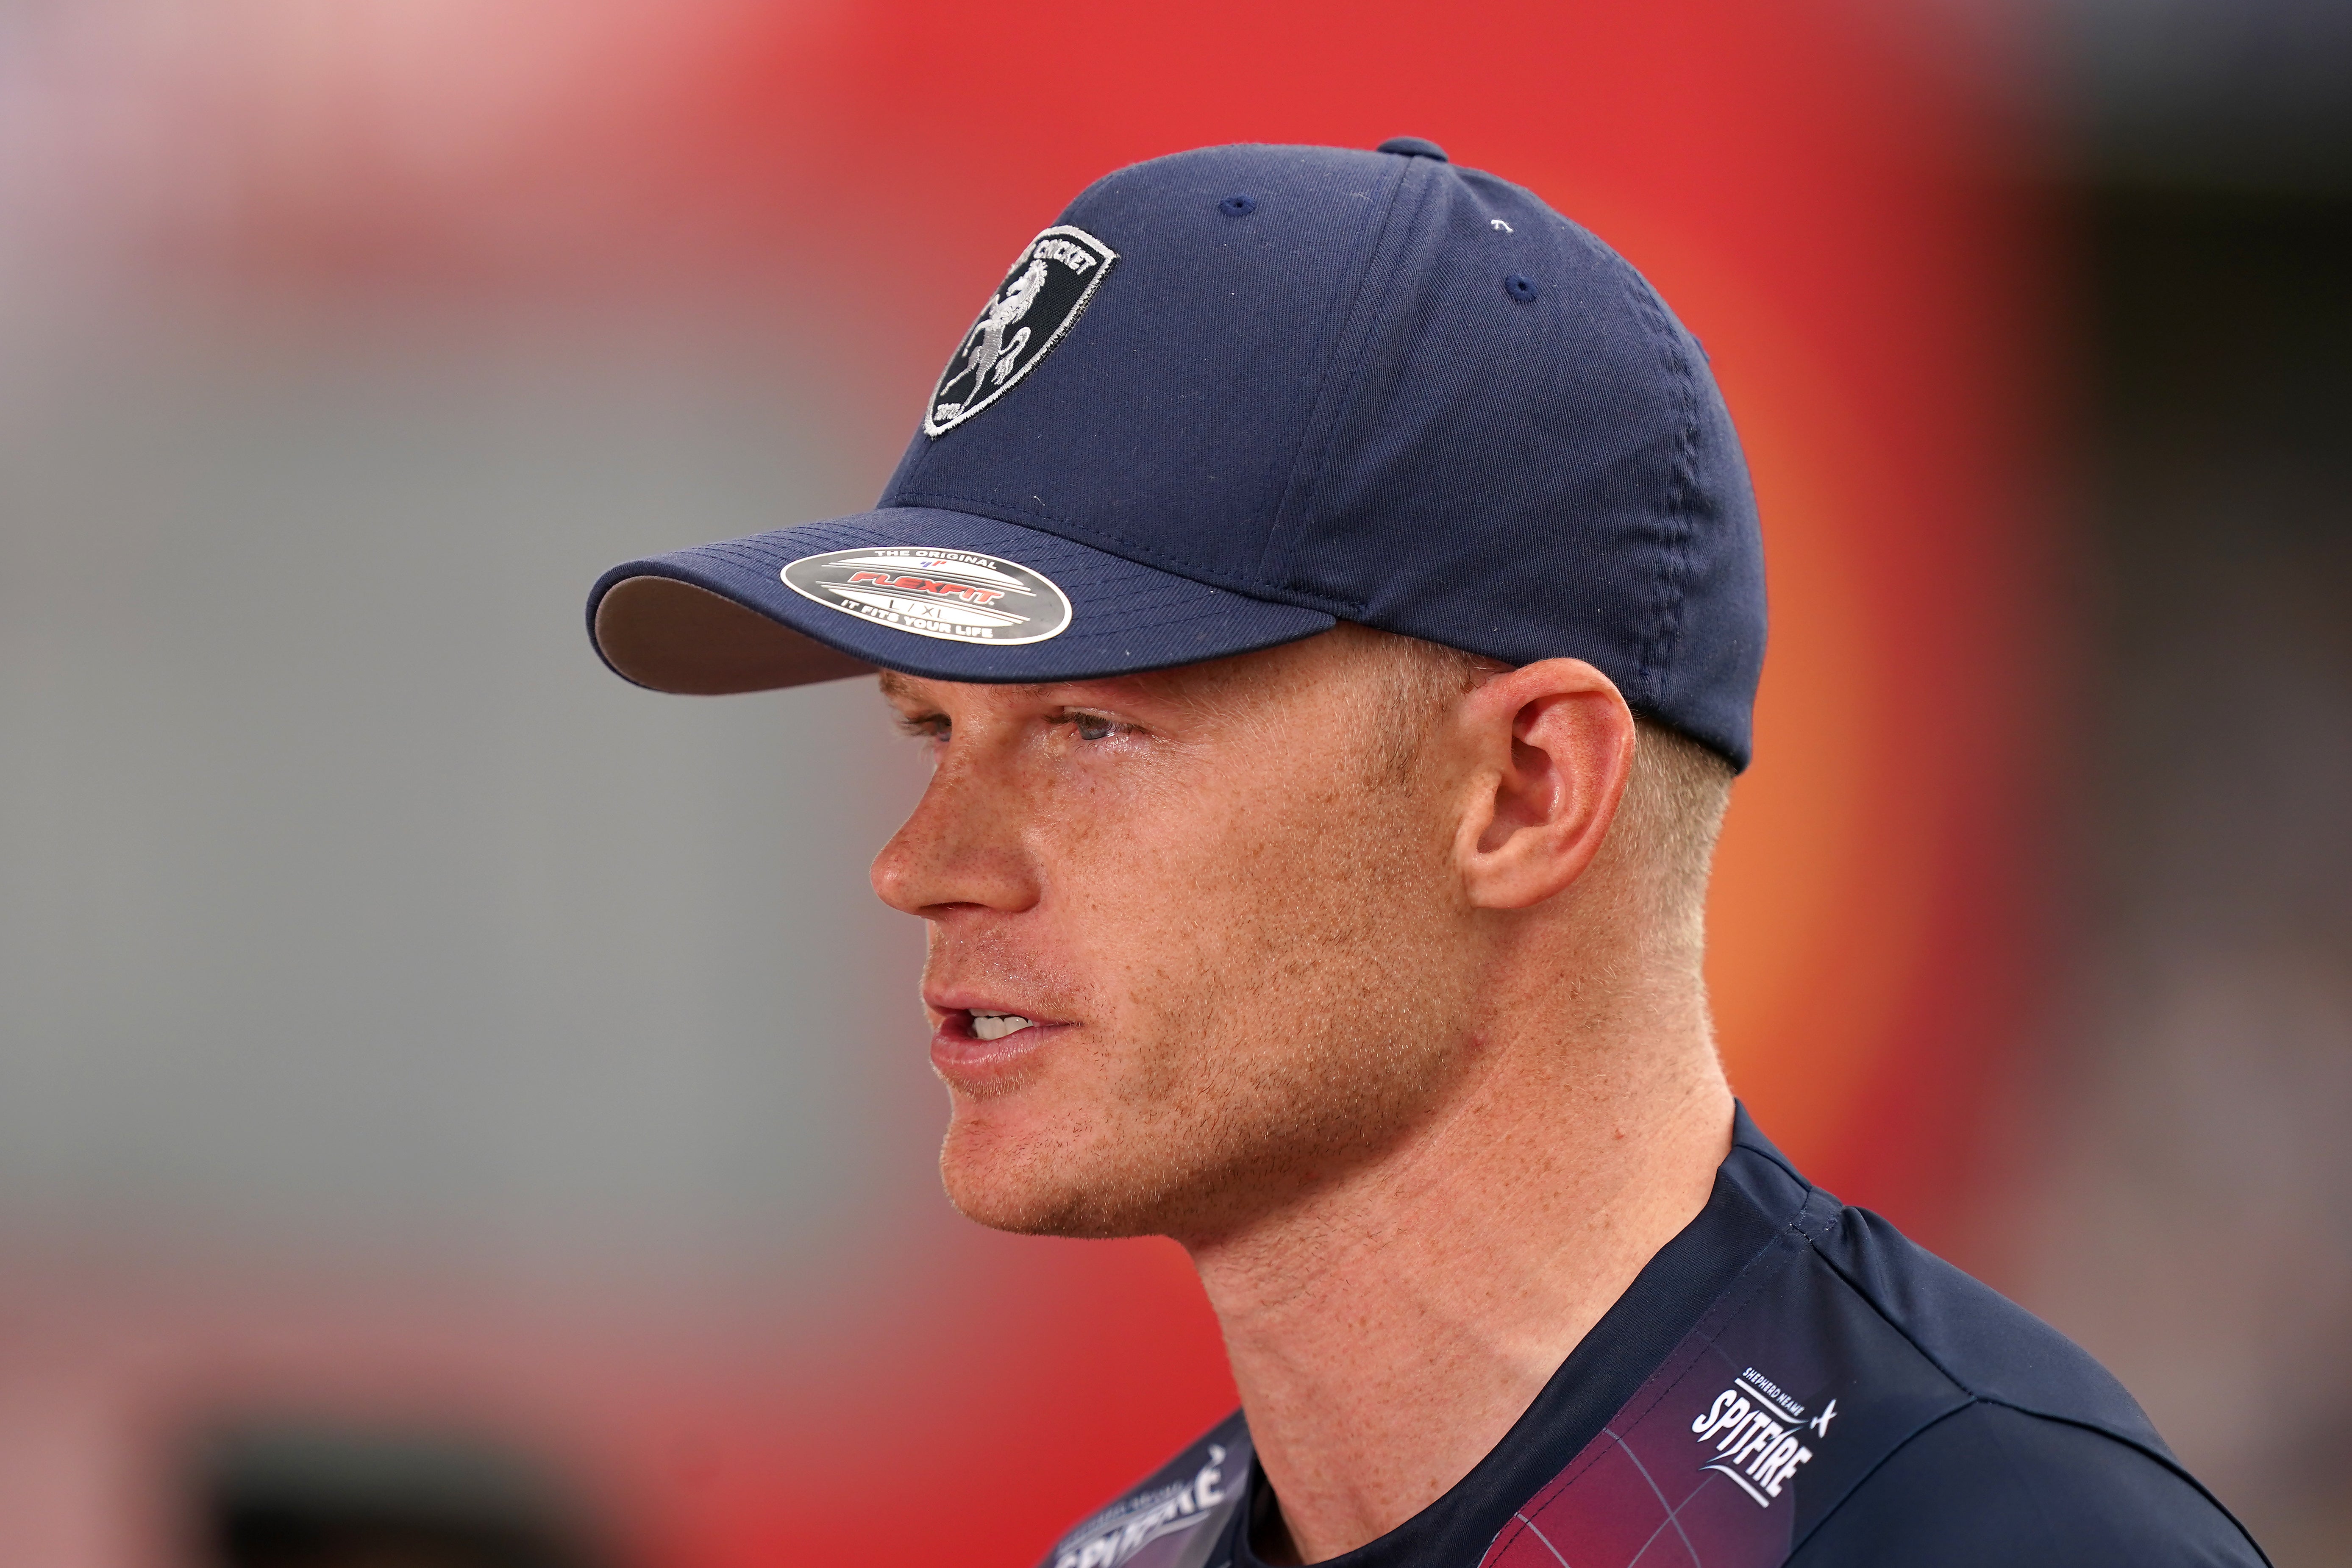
[930,998,1067,1088]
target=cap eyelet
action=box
[1218,194,1258,217]
[1504,274,1538,303]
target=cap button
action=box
[1376,136,1448,162]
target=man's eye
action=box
[1054,710,1123,742]
[895,714,950,743]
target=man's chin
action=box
[938,1119,1158,1239]
[938,1165,1112,1239]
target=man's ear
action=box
[1451,658,1638,911]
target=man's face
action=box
[871,628,1487,1243]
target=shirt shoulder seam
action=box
[1797,1237,2271,1565]
[1789,1398,2272,1566]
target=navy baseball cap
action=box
[587,138,1766,767]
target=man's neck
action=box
[1184,1003,1733,1565]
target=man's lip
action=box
[923,990,1072,1028]
[928,1009,1073,1085]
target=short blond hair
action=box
[1363,629,1733,969]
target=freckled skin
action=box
[872,628,1483,1243]
[871,626,1732,1563]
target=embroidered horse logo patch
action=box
[924,225,1118,437]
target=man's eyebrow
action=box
[875,673,1067,705]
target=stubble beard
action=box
[937,793,1476,1245]
[940,978,1473,1245]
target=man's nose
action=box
[870,755,1041,918]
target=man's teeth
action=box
[969,1012,1037,1042]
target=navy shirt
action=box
[1037,1108,2265,1568]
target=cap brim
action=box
[588,507,1337,695]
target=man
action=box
[585,140,2265,1566]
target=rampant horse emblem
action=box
[924,225,1118,437]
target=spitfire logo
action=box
[779,547,1073,645]
[1050,1444,1234,1568]
[1688,1366,1830,1508]
[923,225,1118,436]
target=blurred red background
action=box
[0,3,2069,1565]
